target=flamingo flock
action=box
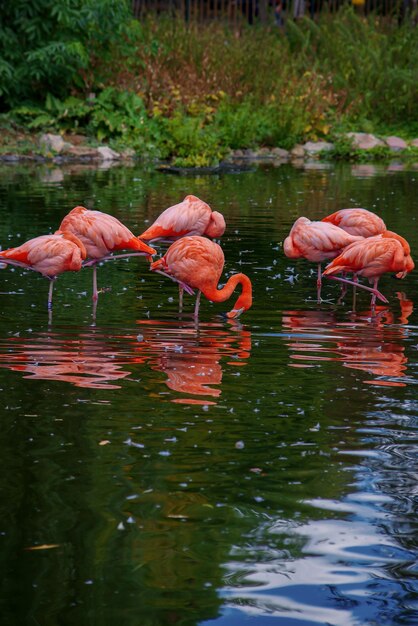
[0,195,252,319]
[0,199,413,318]
[284,208,414,307]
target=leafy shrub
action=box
[287,8,418,126]
[0,0,130,108]
[161,113,226,167]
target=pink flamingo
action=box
[323,231,414,307]
[0,231,86,309]
[59,206,156,301]
[139,195,226,242]
[283,216,364,302]
[322,208,386,237]
[150,236,252,319]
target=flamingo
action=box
[321,208,387,300]
[150,236,252,319]
[283,217,364,302]
[138,195,226,242]
[321,208,386,237]
[322,231,414,307]
[59,206,156,301]
[0,231,87,309]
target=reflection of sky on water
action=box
[220,509,416,625]
[207,295,418,626]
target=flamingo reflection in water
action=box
[131,319,252,405]
[282,293,413,387]
[0,330,134,389]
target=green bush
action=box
[0,0,130,108]
[288,8,418,126]
[161,113,226,167]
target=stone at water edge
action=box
[39,133,71,154]
[62,145,100,159]
[385,136,407,151]
[346,132,385,150]
[271,147,290,159]
[302,141,335,155]
[290,144,305,158]
[97,146,121,161]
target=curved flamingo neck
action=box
[383,230,410,254]
[58,230,87,259]
[203,273,252,310]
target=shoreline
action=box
[2,130,418,171]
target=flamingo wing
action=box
[152,236,224,290]
[286,218,363,262]
[322,208,386,237]
[0,234,84,276]
[60,207,154,257]
[323,237,406,278]
[139,196,212,240]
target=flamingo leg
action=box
[352,274,358,311]
[370,278,379,308]
[317,263,322,303]
[82,252,150,268]
[340,271,348,299]
[179,285,184,313]
[325,275,388,304]
[337,271,348,304]
[0,258,31,271]
[92,298,97,324]
[194,291,202,319]
[92,265,99,302]
[47,277,56,310]
[153,270,195,295]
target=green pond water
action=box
[0,160,417,626]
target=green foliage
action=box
[213,101,274,149]
[211,99,307,150]
[2,8,418,165]
[10,87,166,157]
[12,94,91,130]
[161,113,226,167]
[291,8,418,125]
[0,0,130,108]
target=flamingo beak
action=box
[226,307,245,319]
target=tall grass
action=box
[103,8,418,133]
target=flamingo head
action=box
[226,274,252,318]
[394,254,415,279]
[205,211,226,239]
[135,238,156,261]
[226,307,245,319]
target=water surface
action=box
[0,160,417,625]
